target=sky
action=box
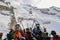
[5,0,60,8]
[6,0,60,8]
[22,0,60,8]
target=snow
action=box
[0,11,10,39]
[0,2,7,6]
[0,0,60,39]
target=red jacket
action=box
[52,35,60,40]
[53,37,60,40]
[0,33,3,38]
[24,32,29,40]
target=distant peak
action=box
[50,6,60,9]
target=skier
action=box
[0,33,3,40]
[26,28,34,40]
[7,29,14,40]
[20,33,26,40]
[33,23,42,40]
[43,28,48,40]
[14,24,22,40]
[23,29,29,40]
[33,23,42,34]
[51,30,60,40]
[46,33,50,40]
[43,28,50,40]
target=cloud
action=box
[22,0,33,4]
[21,0,60,8]
[34,0,60,8]
[6,0,60,8]
[22,0,41,5]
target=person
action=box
[36,30,42,40]
[33,23,42,40]
[51,30,60,40]
[7,29,14,40]
[33,23,42,34]
[0,37,2,40]
[3,38,7,40]
[43,28,48,40]
[20,33,26,40]
[20,29,23,37]
[14,24,22,40]
[23,29,29,40]
[14,31,22,40]
[26,28,33,40]
[0,33,3,40]
[45,33,50,40]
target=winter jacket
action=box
[43,32,47,40]
[14,31,22,39]
[33,28,39,35]
[24,32,29,40]
[43,32,50,40]
[7,31,14,40]
[0,33,3,38]
[0,37,2,40]
[27,31,34,40]
[52,35,60,40]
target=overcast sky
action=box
[22,0,60,8]
[7,0,60,8]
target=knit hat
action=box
[51,31,56,35]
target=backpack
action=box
[20,37,26,40]
[36,34,42,40]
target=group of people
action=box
[0,23,60,40]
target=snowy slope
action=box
[14,5,60,35]
[0,12,10,39]
[0,1,10,39]
[0,0,60,39]
[13,4,60,35]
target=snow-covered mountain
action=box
[0,0,60,39]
